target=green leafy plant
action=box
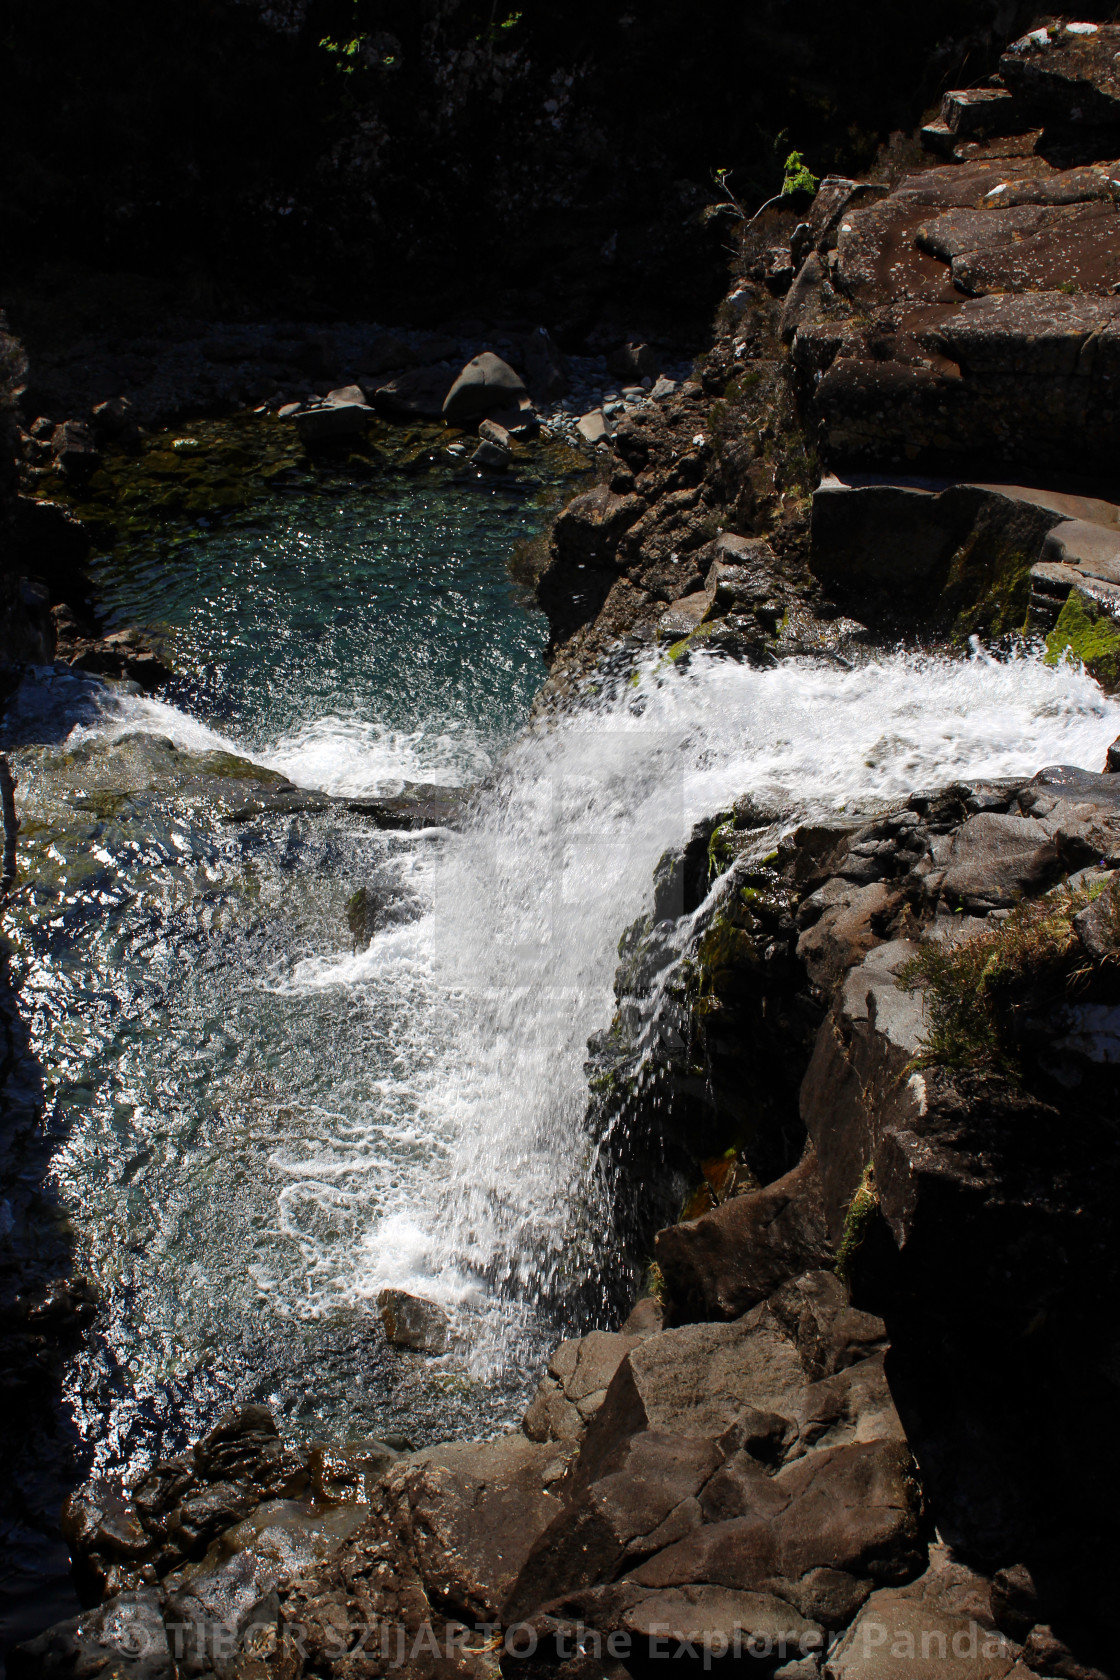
[711,149,820,224]
[318,34,368,72]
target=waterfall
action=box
[43,641,1120,1439]
[343,644,1120,1351]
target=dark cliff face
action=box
[1,0,1051,343]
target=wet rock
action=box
[345,873,423,948]
[64,1404,309,1596]
[657,591,710,640]
[470,438,511,470]
[344,781,467,829]
[442,352,528,425]
[307,1439,402,1505]
[9,1590,172,1680]
[377,1288,449,1353]
[655,1150,833,1322]
[478,418,512,449]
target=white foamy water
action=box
[275,645,1120,1343]
[51,645,1120,1398]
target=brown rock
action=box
[654,1150,833,1321]
[383,1434,567,1622]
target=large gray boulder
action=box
[442,353,528,424]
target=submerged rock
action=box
[377,1288,449,1354]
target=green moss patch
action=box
[900,877,1120,1078]
[1045,589,1120,692]
[835,1165,879,1282]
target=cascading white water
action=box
[49,643,1120,1415]
[297,644,1120,1351]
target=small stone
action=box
[470,439,511,470]
[577,409,608,444]
[377,1288,449,1353]
[325,384,367,407]
[478,418,512,448]
[651,375,680,400]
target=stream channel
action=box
[3,432,1120,1648]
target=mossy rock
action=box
[1045,588,1120,691]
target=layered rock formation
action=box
[534,19,1120,698]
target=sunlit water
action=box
[5,466,1120,1487]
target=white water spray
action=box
[345,646,1120,1338]
[63,646,1120,1374]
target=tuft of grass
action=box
[835,1165,879,1282]
[899,877,1120,1078]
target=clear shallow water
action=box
[93,478,552,791]
[6,459,1120,1493]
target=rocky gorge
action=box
[3,8,1120,1680]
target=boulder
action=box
[523,1329,641,1444]
[90,396,139,444]
[370,363,456,419]
[620,1584,823,1665]
[381,1435,567,1622]
[549,482,646,568]
[826,1548,1022,1678]
[939,812,1060,913]
[11,496,91,603]
[657,591,710,640]
[377,1288,449,1353]
[577,408,609,444]
[505,1276,909,1629]
[999,22,1120,130]
[654,1150,833,1322]
[608,340,662,382]
[292,397,372,445]
[521,326,568,400]
[50,418,99,479]
[442,353,528,424]
[470,438,510,470]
